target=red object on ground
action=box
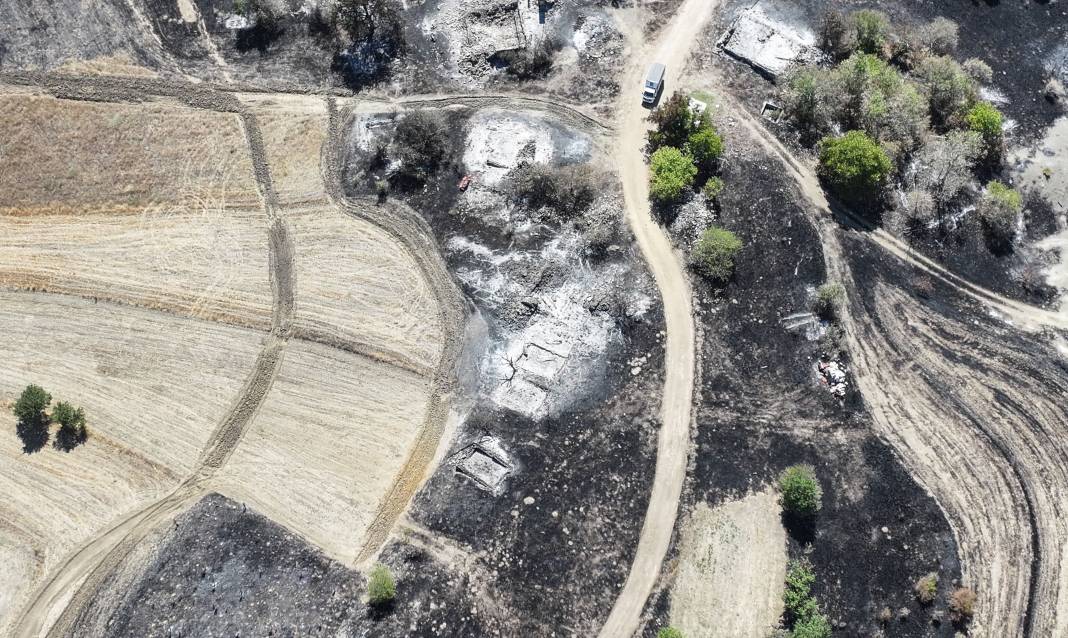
[459,175,472,190]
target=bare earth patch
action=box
[670,490,787,638]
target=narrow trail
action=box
[597,0,714,634]
[10,100,296,638]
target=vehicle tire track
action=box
[11,94,295,638]
[321,97,469,565]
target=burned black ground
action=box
[639,126,962,637]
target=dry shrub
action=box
[949,587,977,623]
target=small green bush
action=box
[851,10,891,56]
[791,612,833,638]
[977,181,1022,244]
[914,572,939,604]
[13,384,51,426]
[692,226,742,281]
[686,125,724,174]
[649,146,697,203]
[779,465,822,517]
[367,564,396,606]
[966,101,1004,162]
[812,283,845,321]
[657,628,684,638]
[817,131,891,206]
[783,560,817,623]
[702,176,725,200]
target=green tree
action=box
[367,564,396,606]
[817,131,891,206]
[977,181,1022,245]
[686,125,724,175]
[692,226,742,281]
[791,612,832,638]
[13,384,51,426]
[851,10,890,56]
[52,401,88,451]
[966,101,1004,163]
[657,628,684,638]
[648,92,697,152]
[392,111,449,182]
[649,146,697,203]
[779,465,822,517]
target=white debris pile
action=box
[781,311,826,342]
[422,0,549,84]
[717,3,821,79]
[817,359,848,397]
[670,197,716,247]
[349,112,396,152]
[461,109,592,188]
[449,233,626,420]
[454,435,514,493]
[463,110,555,185]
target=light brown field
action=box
[0,291,265,636]
[669,491,787,638]
[285,205,446,371]
[214,339,434,564]
[240,93,331,206]
[0,94,260,214]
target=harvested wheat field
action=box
[0,92,274,328]
[0,94,260,214]
[239,93,331,206]
[213,339,435,565]
[0,291,265,636]
[285,205,446,371]
[669,491,787,638]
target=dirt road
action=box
[597,0,715,635]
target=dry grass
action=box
[285,205,446,370]
[0,94,260,214]
[669,491,787,638]
[214,339,434,564]
[0,292,264,634]
[240,93,331,206]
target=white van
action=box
[643,63,666,105]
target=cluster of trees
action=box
[648,93,725,204]
[781,561,832,638]
[646,92,742,282]
[784,11,1020,247]
[12,384,87,453]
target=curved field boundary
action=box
[322,98,468,565]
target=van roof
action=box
[646,63,665,81]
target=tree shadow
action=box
[365,599,395,621]
[16,419,49,453]
[781,511,817,544]
[235,22,284,54]
[53,425,88,452]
